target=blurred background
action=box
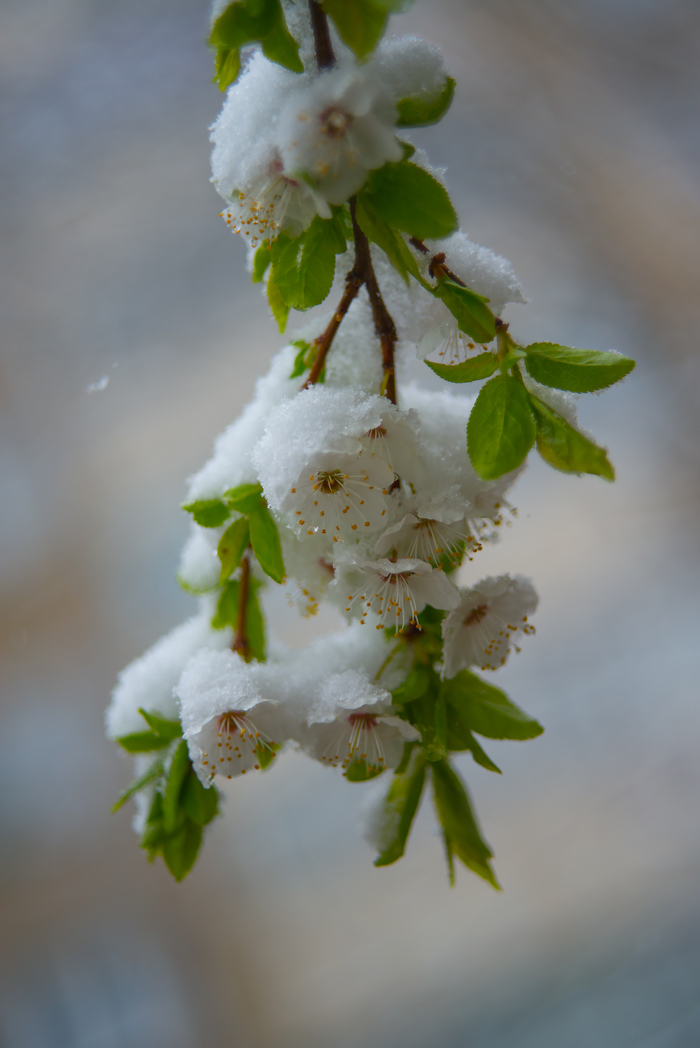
[1,0,700,1044]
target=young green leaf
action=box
[442,670,544,741]
[140,792,166,861]
[182,771,219,826]
[361,160,458,240]
[425,353,498,384]
[252,243,272,283]
[374,747,427,867]
[396,76,456,127]
[431,760,500,888]
[212,578,240,630]
[162,819,203,882]
[465,733,502,774]
[391,662,433,705]
[218,517,250,583]
[271,215,346,310]
[211,577,266,660]
[289,339,315,378]
[182,499,231,528]
[249,504,285,583]
[524,342,636,393]
[116,731,170,754]
[406,693,447,762]
[137,709,182,742]
[529,395,615,480]
[266,270,289,332]
[111,759,164,814]
[223,482,264,513]
[433,279,496,343]
[163,740,191,833]
[467,374,536,480]
[354,196,422,284]
[210,0,302,92]
[320,0,388,58]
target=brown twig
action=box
[232,547,252,661]
[309,1,335,70]
[408,237,468,288]
[352,209,398,405]
[302,262,364,388]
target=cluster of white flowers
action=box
[109,6,630,885]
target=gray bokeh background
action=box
[1,0,699,1045]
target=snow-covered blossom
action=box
[375,511,482,564]
[284,450,394,542]
[373,36,450,108]
[253,386,408,540]
[177,649,295,783]
[106,603,230,739]
[441,575,538,678]
[279,65,402,204]
[219,152,330,245]
[418,314,489,366]
[337,556,460,631]
[300,669,418,777]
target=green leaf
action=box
[140,792,166,860]
[211,577,266,661]
[433,279,496,343]
[210,0,302,92]
[249,504,285,583]
[397,76,456,127]
[162,819,203,882]
[182,771,219,826]
[529,395,615,480]
[252,243,272,283]
[467,374,536,480]
[354,196,421,284]
[426,353,498,384]
[289,339,315,378]
[345,757,386,782]
[223,482,264,513]
[138,709,182,742]
[271,215,347,310]
[116,731,170,754]
[465,733,502,774]
[163,740,191,834]
[361,161,457,240]
[407,692,447,762]
[321,0,387,58]
[391,662,433,705]
[218,517,250,583]
[431,760,500,888]
[267,270,289,332]
[111,759,164,814]
[374,747,427,866]
[182,499,231,528]
[442,670,544,741]
[212,578,240,630]
[524,342,636,393]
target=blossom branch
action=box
[232,547,253,661]
[309,1,335,70]
[409,236,469,289]
[303,200,399,405]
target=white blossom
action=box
[374,511,482,564]
[300,669,418,777]
[279,65,402,204]
[284,450,394,542]
[336,555,460,632]
[441,575,538,678]
[177,650,295,783]
[219,152,330,244]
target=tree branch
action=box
[309,1,335,70]
[408,237,468,289]
[303,200,399,406]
